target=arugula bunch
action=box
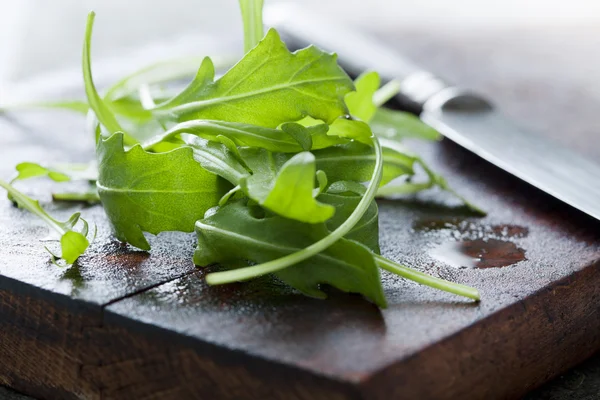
[0,0,482,307]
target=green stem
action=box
[376,181,433,197]
[373,79,401,107]
[52,190,100,204]
[375,255,480,300]
[239,0,265,53]
[0,179,66,235]
[0,100,89,115]
[206,136,384,285]
[417,159,486,216]
[83,12,137,146]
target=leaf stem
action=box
[0,179,66,235]
[417,158,486,216]
[373,79,401,107]
[83,12,137,146]
[206,136,384,285]
[375,255,480,300]
[239,0,265,53]
[52,190,100,204]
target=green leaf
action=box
[204,137,384,287]
[313,141,415,186]
[326,118,373,145]
[12,162,70,183]
[245,151,335,223]
[11,162,98,184]
[155,29,354,127]
[239,0,265,53]
[194,200,386,307]
[96,133,228,250]
[236,148,334,223]
[144,119,336,153]
[371,108,441,142]
[319,184,380,254]
[345,71,380,122]
[60,231,90,264]
[181,134,250,185]
[280,122,313,151]
[0,179,91,264]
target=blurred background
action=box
[2,0,600,90]
[2,0,600,157]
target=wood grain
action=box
[1,24,600,400]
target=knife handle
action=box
[265,4,455,114]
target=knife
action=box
[265,4,600,221]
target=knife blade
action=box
[265,4,600,221]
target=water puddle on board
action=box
[430,238,526,269]
[414,218,528,269]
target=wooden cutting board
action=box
[1,28,600,400]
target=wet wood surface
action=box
[1,26,600,400]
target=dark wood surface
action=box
[1,25,600,400]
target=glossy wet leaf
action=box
[195,200,386,307]
[313,141,415,186]
[181,134,250,185]
[0,179,91,264]
[319,185,380,254]
[239,148,334,223]
[155,29,354,127]
[345,71,380,122]
[371,108,441,141]
[145,119,338,153]
[12,163,71,183]
[96,133,228,250]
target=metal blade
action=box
[422,91,600,220]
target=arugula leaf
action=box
[143,119,341,153]
[154,29,354,127]
[371,108,441,142]
[10,161,98,184]
[12,163,71,183]
[240,150,335,223]
[345,71,380,122]
[205,136,384,285]
[96,133,229,250]
[195,200,386,307]
[182,134,250,185]
[319,184,380,254]
[184,137,340,224]
[326,118,373,145]
[0,179,91,264]
[313,141,415,186]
